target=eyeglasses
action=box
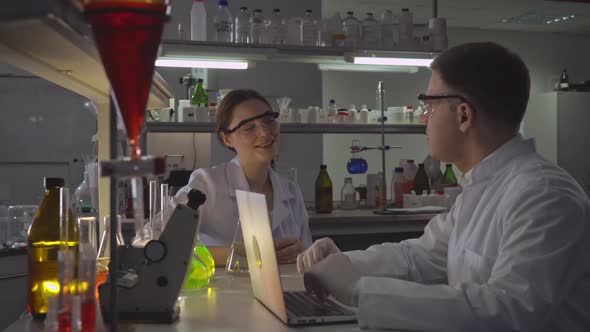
[221,111,279,137]
[417,93,470,117]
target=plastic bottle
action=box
[213,0,233,43]
[342,11,361,48]
[191,78,208,107]
[348,104,358,123]
[380,10,395,49]
[190,0,207,41]
[402,160,418,193]
[234,7,250,43]
[300,9,319,46]
[413,163,431,195]
[315,165,333,213]
[326,12,345,47]
[249,9,266,44]
[359,104,370,124]
[361,13,379,49]
[391,167,405,207]
[398,8,414,49]
[340,177,357,209]
[268,9,287,45]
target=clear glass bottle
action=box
[27,178,79,319]
[249,9,266,44]
[380,10,395,49]
[213,0,233,42]
[268,8,287,45]
[342,11,361,48]
[315,165,333,213]
[234,6,250,44]
[361,13,379,49]
[340,178,357,209]
[300,9,319,46]
[327,99,338,123]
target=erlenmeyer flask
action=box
[183,211,215,290]
[226,219,248,273]
[96,215,125,295]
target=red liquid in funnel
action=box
[86,2,166,159]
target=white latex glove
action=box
[296,237,341,273]
[303,253,361,307]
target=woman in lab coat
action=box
[298,42,590,331]
[173,89,312,266]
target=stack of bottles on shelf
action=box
[313,159,462,213]
[278,98,422,125]
[189,0,448,51]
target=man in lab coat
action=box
[297,42,590,331]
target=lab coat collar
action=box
[467,134,536,186]
[226,157,295,230]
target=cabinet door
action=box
[557,92,590,196]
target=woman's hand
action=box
[275,238,305,264]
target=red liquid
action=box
[82,300,96,332]
[58,311,72,332]
[85,2,167,159]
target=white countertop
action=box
[5,265,361,332]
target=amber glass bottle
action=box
[27,177,79,319]
[315,165,333,213]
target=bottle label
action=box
[215,21,232,33]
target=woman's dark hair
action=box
[215,89,273,152]
[430,42,530,130]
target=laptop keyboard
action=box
[283,291,353,317]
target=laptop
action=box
[235,189,357,326]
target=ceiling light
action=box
[353,56,433,67]
[155,57,249,70]
[318,63,419,73]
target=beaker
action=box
[226,219,248,273]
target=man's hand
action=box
[296,237,341,273]
[275,238,305,264]
[303,253,361,307]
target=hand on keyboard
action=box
[297,237,341,273]
[303,253,361,307]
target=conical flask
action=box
[96,216,125,293]
[183,213,215,290]
[226,219,248,273]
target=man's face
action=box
[423,70,464,163]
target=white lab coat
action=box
[345,135,590,331]
[173,157,312,247]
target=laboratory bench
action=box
[308,209,433,251]
[6,265,363,332]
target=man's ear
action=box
[456,103,475,134]
[220,132,234,149]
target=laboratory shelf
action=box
[145,121,426,134]
[160,39,438,66]
[0,0,173,107]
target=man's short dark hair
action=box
[430,42,530,130]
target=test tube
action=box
[149,180,158,239]
[160,183,169,231]
[130,176,145,245]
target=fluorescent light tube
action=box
[155,58,249,69]
[318,63,418,73]
[353,57,433,67]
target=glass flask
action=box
[96,215,125,301]
[347,140,368,174]
[184,215,215,290]
[226,219,248,273]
